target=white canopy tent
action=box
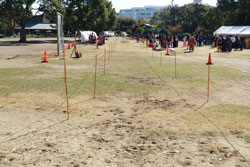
[213,26,250,36]
[79,31,97,43]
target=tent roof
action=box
[15,23,56,30]
[240,26,250,35]
[213,26,250,36]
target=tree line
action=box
[1,0,250,42]
[117,0,250,37]
[0,0,117,42]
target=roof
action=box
[15,23,56,30]
[214,26,250,36]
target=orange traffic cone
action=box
[153,44,156,50]
[206,53,213,65]
[166,46,169,55]
[147,40,149,46]
[68,42,71,49]
[41,50,48,63]
[142,39,145,43]
[72,41,74,47]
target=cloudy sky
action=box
[110,0,217,12]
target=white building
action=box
[119,6,166,20]
[193,0,202,4]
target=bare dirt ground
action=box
[0,37,250,167]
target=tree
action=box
[117,17,135,32]
[150,11,162,25]
[201,7,222,34]
[237,0,250,25]
[104,0,118,30]
[0,0,35,42]
[0,1,16,36]
[38,0,65,22]
[135,27,144,35]
[0,21,8,35]
[217,0,250,25]
[179,3,211,34]
[152,3,212,35]
[63,0,117,34]
[136,17,149,25]
[0,0,64,42]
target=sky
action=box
[110,0,217,12]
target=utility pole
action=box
[171,0,174,7]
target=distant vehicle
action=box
[103,31,115,37]
[121,32,128,37]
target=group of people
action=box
[137,32,250,53]
[89,33,106,49]
[137,34,180,50]
[159,34,179,49]
[214,36,248,52]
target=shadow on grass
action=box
[0,39,73,46]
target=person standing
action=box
[226,36,232,52]
[198,35,202,47]
[246,37,250,49]
[188,35,197,52]
[183,36,187,47]
[173,35,177,48]
[240,37,245,51]
[216,37,222,52]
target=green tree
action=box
[118,17,135,32]
[0,2,16,36]
[237,0,250,25]
[217,0,250,25]
[135,27,144,35]
[38,0,65,22]
[0,0,64,42]
[201,7,222,34]
[0,0,35,42]
[179,3,211,34]
[136,17,149,25]
[0,21,8,35]
[63,0,117,34]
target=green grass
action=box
[245,135,250,143]
[1,51,250,99]
[0,63,165,98]
[208,104,250,116]
[203,104,250,143]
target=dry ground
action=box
[0,37,250,167]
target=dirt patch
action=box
[129,77,166,86]
[0,59,40,68]
[135,97,175,110]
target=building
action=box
[193,0,202,4]
[119,6,166,20]
[15,15,56,36]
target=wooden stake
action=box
[94,55,97,99]
[207,65,210,102]
[160,52,162,66]
[174,51,177,78]
[109,44,111,64]
[63,51,69,120]
[111,42,113,57]
[70,45,76,58]
[104,49,106,75]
